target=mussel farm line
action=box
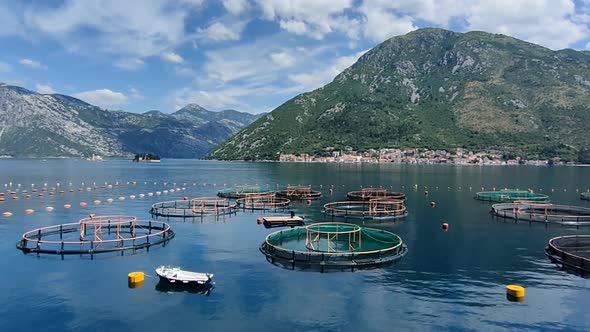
[491,202,590,226]
[260,222,407,272]
[16,215,175,257]
[150,198,238,218]
[545,235,590,277]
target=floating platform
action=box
[324,200,407,220]
[276,186,322,200]
[16,215,174,256]
[262,216,305,228]
[545,235,590,277]
[491,202,590,226]
[150,198,237,217]
[475,189,549,203]
[260,222,407,272]
[347,188,406,201]
[581,192,590,201]
[237,194,290,211]
[217,185,273,199]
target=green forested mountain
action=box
[209,28,590,161]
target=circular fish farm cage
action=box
[347,188,406,201]
[16,215,174,256]
[581,192,590,201]
[236,194,290,211]
[491,202,590,226]
[475,189,549,203]
[545,235,590,277]
[217,185,273,199]
[259,222,407,271]
[323,200,407,220]
[276,186,322,200]
[150,198,237,217]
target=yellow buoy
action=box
[506,285,525,299]
[128,271,145,284]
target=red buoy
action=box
[257,218,262,225]
[183,197,188,201]
[442,223,449,231]
[306,199,312,205]
[430,201,436,207]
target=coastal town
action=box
[279,148,563,165]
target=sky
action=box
[0,0,589,114]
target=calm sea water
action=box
[0,159,589,331]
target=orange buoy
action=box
[257,218,263,225]
[2,212,13,217]
[430,201,436,207]
[45,206,54,212]
[25,209,34,214]
[79,202,87,207]
[64,204,72,209]
[94,200,101,205]
[107,198,114,203]
[442,223,449,231]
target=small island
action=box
[132,153,161,163]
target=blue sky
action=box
[0,0,589,114]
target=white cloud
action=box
[356,0,589,49]
[18,58,48,70]
[256,0,354,39]
[161,52,184,64]
[587,42,590,49]
[288,49,368,91]
[270,52,295,67]
[197,22,244,42]
[174,66,196,77]
[23,1,194,57]
[129,87,143,99]
[0,61,11,72]
[73,89,129,108]
[114,58,145,70]
[35,84,56,94]
[223,0,248,16]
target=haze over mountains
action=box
[210,28,590,161]
[0,84,262,158]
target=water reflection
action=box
[155,280,214,295]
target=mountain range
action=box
[209,28,590,161]
[0,84,262,158]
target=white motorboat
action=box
[155,266,213,285]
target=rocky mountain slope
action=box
[0,84,262,158]
[209,28,590,161]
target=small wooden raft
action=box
[263,216,305,228]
